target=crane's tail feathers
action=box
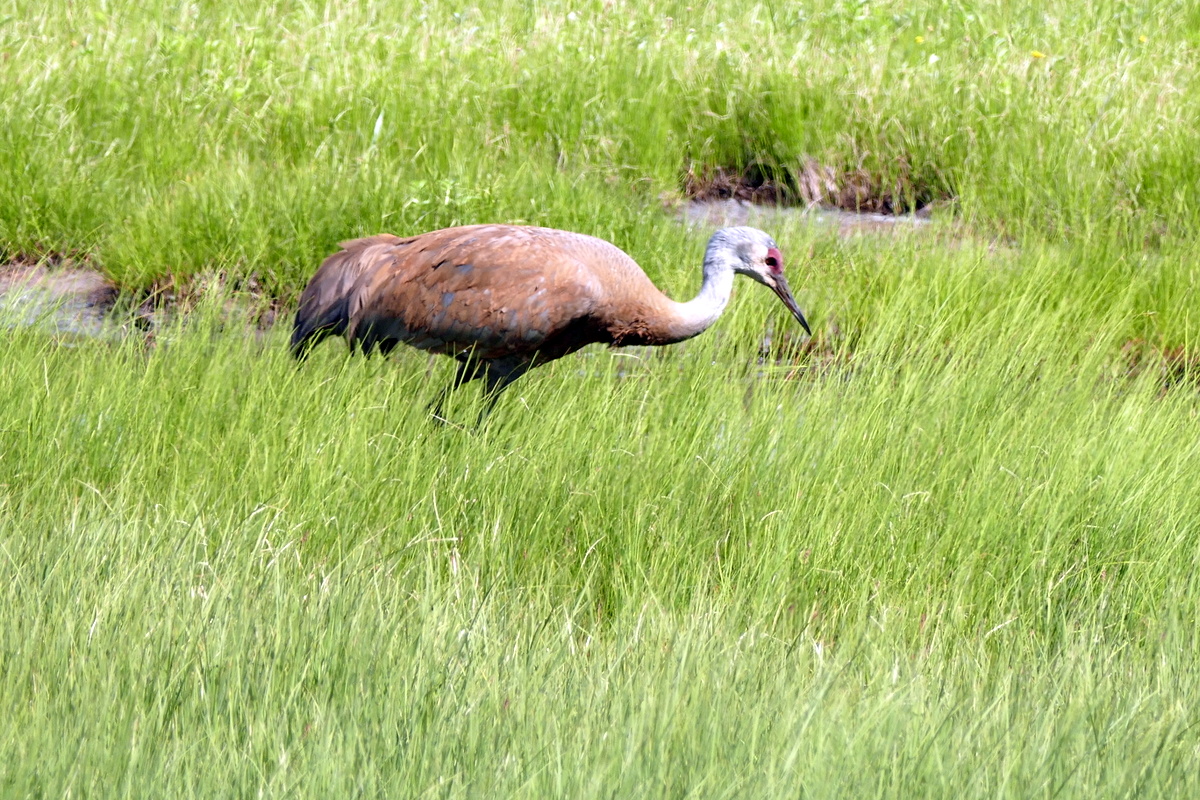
[289,313,345,360]
[290,234,402,360]
[290,282,354,359]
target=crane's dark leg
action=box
[474,361,532,427]
[427,357,532,427]
[355,326,395,357]
[428,358,487,425]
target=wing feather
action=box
[294,225,658,363]
[348,226,618,359]
[290,234,403,356]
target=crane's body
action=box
[291,224,809,417]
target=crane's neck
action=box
[661,245,738,343]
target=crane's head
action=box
[712,227,812,335]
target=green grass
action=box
[3,0,1200,288]
[3,234,1199,795]
[2,0,1200,796]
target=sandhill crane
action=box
[291,224,810,419]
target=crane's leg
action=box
[354,326,399,357]
[427,357,531,427]
[428,358,486,425]
[474,361,531,426]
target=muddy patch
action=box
[0,262,124,339]
[0,261,280,344]
[677,165,935,234]
[677,157,948,237]
[683,163,794,206]
[679,197,930,234]
[683,159,947,216]
[1122,339,1199,393]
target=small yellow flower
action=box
[1030,50,1046,58]
[915,35,925,44]
[1139,35,1148,43]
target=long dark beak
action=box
[770,274,812,336]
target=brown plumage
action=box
[291,224,810,418]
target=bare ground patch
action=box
[0,256,121,338]
[1122,339,1199,393]
[0,255,281,342]
[682,157,948,216]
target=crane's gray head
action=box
[707,227,811,335]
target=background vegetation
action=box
[1,0,1198,796]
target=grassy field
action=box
[3,0,1200,796]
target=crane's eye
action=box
[765,256,779,269]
